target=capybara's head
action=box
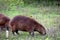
[36,24,46,35]
[40,26,46,35]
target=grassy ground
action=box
[0,5,60,40]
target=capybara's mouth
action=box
[40,32,46,36]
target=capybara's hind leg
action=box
[12,31,15,35]
[15,30,19,35]
[29,31,34,37]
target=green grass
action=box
[0,31,48,40]
[0,5,60,40]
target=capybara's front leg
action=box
[12,31,15,35]
[11,25,16,35]
[29,31,34,37]
[15,30,19,35]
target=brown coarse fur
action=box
[0,14,10,31]
[10,15,46,36]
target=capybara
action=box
[10,15,46,36]
[0,14,10,31]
